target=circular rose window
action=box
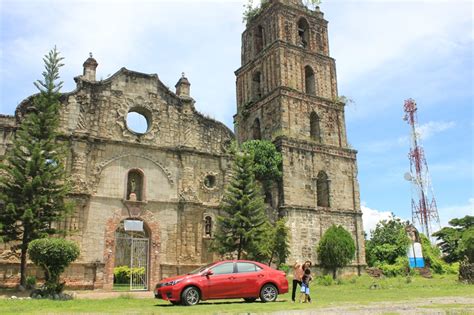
[126,108,151,134]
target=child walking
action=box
[299,268,312,303]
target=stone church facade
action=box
[0,0,365,290]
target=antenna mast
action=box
[403,99,440,238]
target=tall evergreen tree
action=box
[0,47,71,287]
[213,152,268,260]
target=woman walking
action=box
[291,261,304,302]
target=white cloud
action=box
[416,121,456,141]
[361,202,393,237]
[435,198,474,232]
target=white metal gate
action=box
[130,237,149,290]
[115,224,149,291]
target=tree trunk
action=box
[332,268,337,280]
[268,251,274,266]
[20,231,29,287]
[237,235,243,259]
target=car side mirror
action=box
[203,270,213,276]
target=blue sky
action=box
[1,0,472,235]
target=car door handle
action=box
[258,274,264,278]
[228,276,236,280]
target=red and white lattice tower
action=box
[403,98,440,238]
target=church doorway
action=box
[113,219,149,291]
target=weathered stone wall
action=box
[0,115,15,158]
[0,65,234,289]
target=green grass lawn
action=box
[0,274,472,314]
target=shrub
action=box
[26,276,36,290]
[420,234,457,274]
[316,274,333,286]
[317,225,355,279]
[28,238,80,294]
[444,262,459,275]
[113,265,145,284]
[459,258,474,284]
[335,278,345,285]
[114,266,130,284]
[376,256,409,277]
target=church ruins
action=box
[0,0,365,290]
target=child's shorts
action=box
[300,283,310,294]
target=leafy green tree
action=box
[0,47,71,287]
[433,215,474,263]
[241,140,282,187]
[317,225,355,279]
[28,238,79,293]
[213,152,268,260]
[365,217,410,266]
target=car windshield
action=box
[188,262,217,275]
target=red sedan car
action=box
[154,260,288,306]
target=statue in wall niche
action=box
[129,179,137,201]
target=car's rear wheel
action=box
[243,297,257,303]
[259,283,278,303]
[181,286,200,306]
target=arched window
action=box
[297,18,309,48]
[126,169,144,201]
[255,25,264,54]
[252,71,262,100]
[252,118,261,140]
[310,111,321,141]
[316,171,330,207]
[305,66,316,95]
[204,216,213,237]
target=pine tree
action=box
[213,152,268,260]
[0,47,71,287]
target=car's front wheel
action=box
[259,283,278,303]
[181,286,200,306]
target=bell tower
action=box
[234,0,366,272]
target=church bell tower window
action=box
[316,171,330,208]
[252,71,262,100]
[255,25,264,55]
[304,66,316,95]
[297,18,309,48]
[252,118,262,140]
[310,111,321,141]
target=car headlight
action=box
[162,279,182,286]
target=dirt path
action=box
[69,292,473,314]
[271,297,474,315]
